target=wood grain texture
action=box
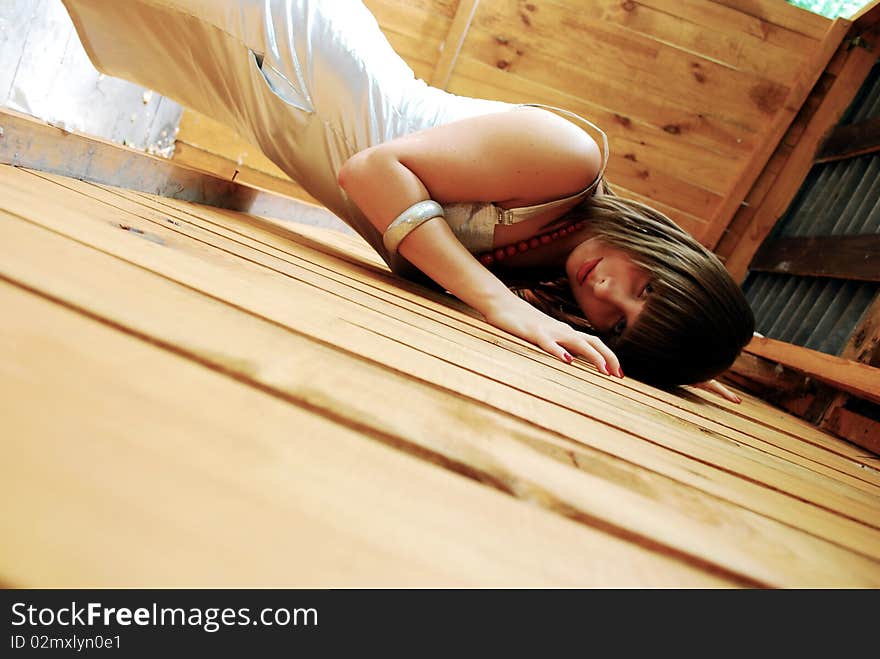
[2,163,880,588]
[3,280,732,588]
[745,336,880,406]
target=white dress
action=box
[62,0,605,274]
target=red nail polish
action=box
[618,367,625,378]
[563,353,573,364]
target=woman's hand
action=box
[483,294,623,377]
[693,379,742,404]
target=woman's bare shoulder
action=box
[493,105,602,202]
[362,105,601,205]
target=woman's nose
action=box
[593,277,614,300]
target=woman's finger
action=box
[536,336,575,365]
[564,332,621,378]
[585,335,622,378]
[558,339,610,375]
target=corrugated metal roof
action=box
[743,60,880,356]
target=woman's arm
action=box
[337,107,622,377]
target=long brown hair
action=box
[511,183,755,386]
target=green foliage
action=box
[786,0,870,18]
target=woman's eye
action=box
[613,318,627,335]
[641,283,653,298]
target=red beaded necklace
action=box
[477,219,587,267]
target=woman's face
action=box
[565,238,652,337]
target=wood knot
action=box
[662,124,682,134]
[117,224,144,234]
[524,2,537,11]
[749,81,787,115]
[497,59,510,70]
[621,0,637,11]
[623,153,638,161]
[520,12,532,26]
[613,114,632,128]
[494,35,509,45]
[637,169,650,179]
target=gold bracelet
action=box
[382,200,445,254]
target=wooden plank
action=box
[0,107,348,233]
[588,0,810,81]
[704,17,851,249]
[824,407,880,455]
[129,186,880,478]
[8,166,880,548]
[749,234,880,281]
[635,0,828,50]
[10,214,880,585]
[729,351,810,393]
[0,107,234,202]
[816,116,880,163]
[430,0,480,89]
[96,177,880,496]
[450,53,759,159]
[840,291,880,366]
[113,182,880,498]
[723,39,878,282]
[8,210,880,585]
[53,166,880,500]
[0,283,735,588]
[818,292,880,448]
[711,0,832,40]
[172,140,324,208]
[468,1,785,130]
[745,336,880,406]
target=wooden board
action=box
[2,162,880,587]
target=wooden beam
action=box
[823,407,880,454]
[703,18,851,250]
[0,106,347,232]
[429,0,479,90]
[749,234,880,281]
[723,37,879,283]
[816,116,880,163]
[818,291,880,441]
[744,336,880,405]
[841,291,880,366]
[727,351,809,394]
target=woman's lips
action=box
[577,258,602,286]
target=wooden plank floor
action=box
[2,162,880,588]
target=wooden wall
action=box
[173,0,847,249]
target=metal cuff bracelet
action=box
[382,200,445,254]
